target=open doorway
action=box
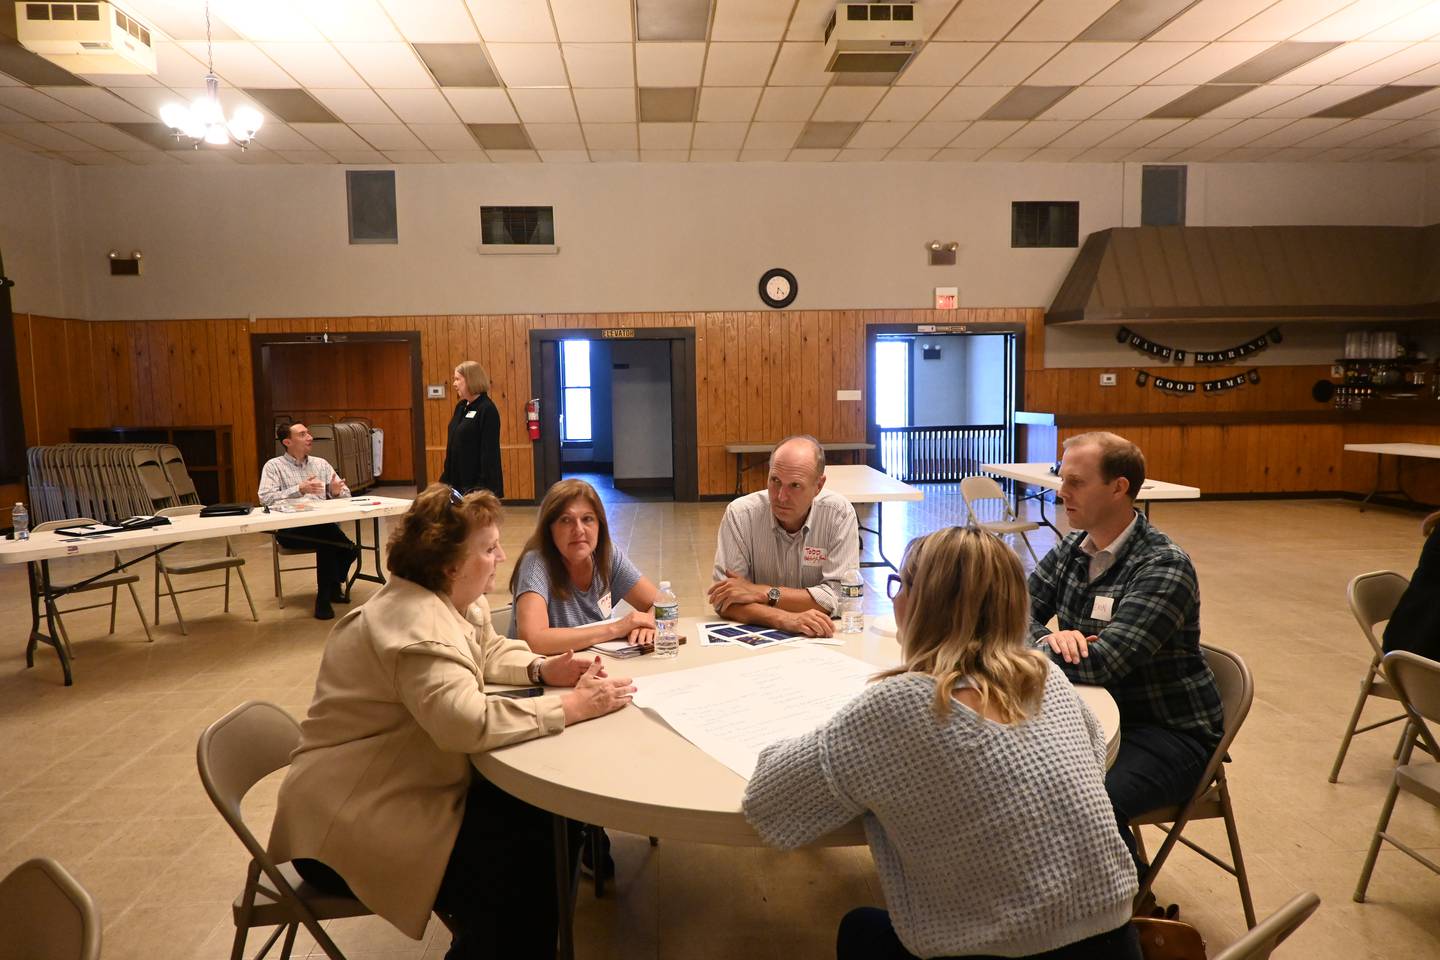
[532,329,697,503]
[867,327,1019,481]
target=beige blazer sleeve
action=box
[394,643,564,754]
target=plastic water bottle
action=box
[11,503,28,541]
[840,568,864,634]
[654,581,680,658]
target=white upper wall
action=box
[0,143,85,317]
[25,157,1440,322]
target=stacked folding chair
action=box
[23,444,203,524]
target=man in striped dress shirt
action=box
[708,435,859,638]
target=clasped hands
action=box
[299,474,345,497]
[615,609,655,648]
[1039,629,1099,664]
[541,652,636,724]
[707,571,834,637]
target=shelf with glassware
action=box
[1328,357,1437,411]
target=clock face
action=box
[759,268,797,308]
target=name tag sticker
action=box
[803,546,827,566]
[465,410,477,419]
[1091,596,1114,622]
[599,592,612,618]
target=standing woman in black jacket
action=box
[441,360,504,497]
[1383,510,1440,660]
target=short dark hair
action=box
[1064,432,1146,500]
[387,484,503,593]
[276,420,300,443]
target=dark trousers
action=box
[836,908,1141,960]
[296,772,582,960]
[276,523,356,595]
[1105,724,1213,879]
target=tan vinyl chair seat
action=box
[234,861,372,928]
[973,518,1040,535]
[161,556,247,575]
[30,518,153,650]
[1396,762,1440,807]
[154,505,257,635]
[960,475,1040,561]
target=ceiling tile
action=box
[692,122,749,148]
[895,42,992,86]
[1370,86,1440,118]
[1365,3,1440,41]
[1223,0,1354,42]
[298,0,403,41]
[212,0,323,41]
[1050,118,1132,148]
[123,1,241,43]
[551,0,633,42]
[690,148,740,161]
[886,146,939,161]
[739,148,789,160]
[507,89,578,123]
[582,123,638,149]
[1096,86,1198,119]
[745,121,803,149]
[769,43,831,86]
[590,148,640,160]
[982,147,1039,161]
[1298,119,1401,147]
[408,123,483,150]
[951,120,1026,148]
[539,149,591,162]
[900,121,967,147]
[961,43,1065,86]
[1011,0,1122,41]
[1315,85,1437,118]
[982,86,1076,120]
[376,89,458,123]
[837,147,889,161]
[1212,41,1341,83]
[1245,117,1346,147]
[713,0,791,41]
[1088,42,1205,85]
[573,89,638,122]
[1151,0,1275,42]
[1078,0,1196,42]
[1143,116,1243,147]
[443,88,521,123]
[837,121,901,149]
[246,122,317,149]
[867,86,948,121]
[811,86,887,121]
[379,1,480,42]
[1039,85,1136,119]
[635,0,711,42]
[110,87,187,120]
[467,122,534,149]
[335,43,436,87]
[289,122,373,150]
[1026,43,1136,85]
[275,149,335,163]
[1099,117,1186,147]
[755,86,825,121]
[48,122,147,151]
[635,44,706,86]
[1280,43,1409,85]
[932,147,987,161]
[311,88,401,123]
[382,150,439,162]
[152,43,213,89]
[107,121,193,150]
[696,87,761,122]
[244,88,342,123]
[1150,42,1274,84]
[1208,84,1315,116]
[36,87,156,123]
[641,86,700,121]
[258,42,368,87]
[1148,84,1257,118]
[934,0,1035,42]
[1345,43,1440,85]
[465,0,556,42]
[1025,146,1084,161]
[0,104,30,124]
[563,45,636,87]
[1196,116,1293,147]
[179,42,296,86]
[1294,0,1435,43]
[113,149,177,164]
[928,86,1010,121]
[0,88,94,122]
[487,44,569,87]
[704,43,780,86]
[639,122,693,149]
[488,149,541,162]
[0,43,94,86]
[641,149,690,161]
[1256,85,1351,118]
[525,123,587,149]
[413,45,502,87]
[788,148,839,161]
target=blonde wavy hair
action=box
[880,526,1049,723]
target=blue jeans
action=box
[1106,724,1213,879]
[835,908,1141,960]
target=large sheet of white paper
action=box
[630,647,881,780]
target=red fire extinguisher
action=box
[526,398,541,441]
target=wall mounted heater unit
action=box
[15,1,159,75]
[823,3,923,74]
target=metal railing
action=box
[878,424,1010,482]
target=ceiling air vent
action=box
[823,2,922,74]
[16,1,157,75]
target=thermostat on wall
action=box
[426,385,446,399]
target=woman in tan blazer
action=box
[268,484,634,959]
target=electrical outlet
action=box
[426,384,445,399]
[1099,372,1117,387]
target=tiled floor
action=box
[2,489,1439,959]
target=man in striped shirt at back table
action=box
[708,435,859,638]
[1026,431,1223,891]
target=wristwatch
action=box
[767,587,781,607]
[527,657,545,685]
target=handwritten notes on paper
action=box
[630,647,880,780]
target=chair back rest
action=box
[960,475,1010,522]
[0,857,102,960]
[1197,644,1254,788]
[157,505,204,518]
[1347,571,1410,658]
[491,603,514,639]
[1210,891,1320,960]
[196,701,302,864]
[33,518,99,534]
[1385,651,1440,747]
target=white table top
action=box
[472,617,1119,847]
[982,462,1201,502]
[726,442,875,453]
[1343,443,1440,460]
[822,464,924,503]
[0,496,414,564]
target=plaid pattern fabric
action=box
[1027,512,1223,750]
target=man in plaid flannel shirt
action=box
[1027,432,1222,881]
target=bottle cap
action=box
[659,580,670,589]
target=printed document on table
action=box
[630,647,879,780]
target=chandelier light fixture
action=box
[159,2,262,149]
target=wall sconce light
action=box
[109,250,144,277]
[927,241,958,266]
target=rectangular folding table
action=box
[981,462,1200,532]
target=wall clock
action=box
[758,268,797,309]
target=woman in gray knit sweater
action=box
[743,527,1140,960]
